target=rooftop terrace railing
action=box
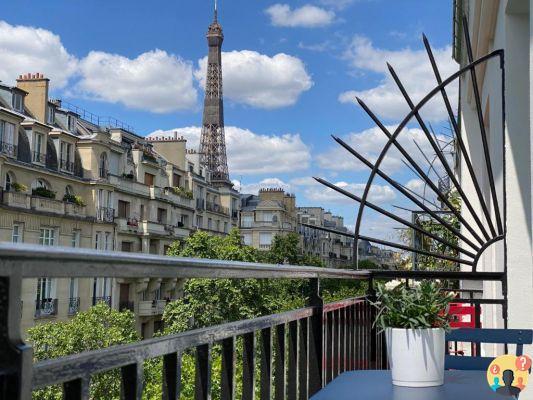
[0,243,505,400]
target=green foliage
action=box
[358,259,379,270]
[372,280,454,332]
[11,182,27,192]
[28,303,140,400]
[32,186,56,199]
[62,193,85,206]
[265,232,301,264]
[400,190,461,271]
[170,186,194,199]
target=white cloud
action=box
[233,177,292,194]
[148,126,311,175]
[265,4,335,28]
[315,125,443,175]
[73,50,197,113]
[195,50,313,109]
[405,178,425,196]
[302,181,396,204]
[339,36,457,121]
[0,21,78,89]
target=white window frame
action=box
[39,228,55,246]
[48,106,55,125]
[259,232,272,246]
[12,224,23,243]
[36,277,55,302]
[71,230,80,247]
[12,92,23,112]
[0,121,15,145]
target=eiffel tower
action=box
[199,0,230,186]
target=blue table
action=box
[311,370,515,399]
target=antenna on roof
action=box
[214,0,218,21]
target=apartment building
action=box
[0,73,238,338]
[239,188,297,250]
[297,207,355,267]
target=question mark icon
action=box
[515,355,532,371]
[491,364,500,374]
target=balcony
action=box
[31,196,64,214]
[206,201,229,215]
[232,210,239,219]
[96,207,114,223]
[1,191,31,209]
[35,298,58,318]
[64,202,87,217]
[59,158,74,173]
[92,295,112,307]
[119,300,134,312]
[0,243,504,399]
[32,151,45,164]
[0,141,17,157]
[68,297,80,315]
[138,299,168,316]
[108,175,151,197]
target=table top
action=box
[311,370,516,400]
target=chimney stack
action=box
[16,73,50,123]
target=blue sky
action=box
[0,0,457,240]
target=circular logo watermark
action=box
[487,354,531,397]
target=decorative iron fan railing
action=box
[309,17,507,323]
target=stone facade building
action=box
[0,74,238,338]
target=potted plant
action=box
[32,186,56,199]
[373,280,455,387]
[11,182,27,192]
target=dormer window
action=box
[12,93,23,112]
[47,106,55,125]
[67,115,77,132]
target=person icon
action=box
[496,369,521,397]
[516,377,526,391]
[491,376,501,391]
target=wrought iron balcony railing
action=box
[68,297,80,315]
[0,243,505,399]
[59,158,74,173]
[96,206,114,222]
[92,295,112,307]
[0,141,17,157]
[34,298,58,318]
[32,151,45,164]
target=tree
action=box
[28,302,141,400]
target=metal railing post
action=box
[307,278,323,396]
[366,275,378,369]
[0,272,33,400]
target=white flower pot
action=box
[385,327,445,387]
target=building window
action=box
[95,231,102,250]
[48,106,55,124]
[60,141,73,171]
[33,133,44,162]
[4,172,14,191]
[71,230,80,247]
[157,208,167,224]
[144,172,155,186]
[196,215,203,228]
[224,222,228,233]
[104,232,112,251]
[39,228,55,246]
[12,92,23,112]
[67,115,77,132]
[36,278,54,302]
[99,152,108,178]
[118,200,130,219]
[12,224,23,243]
[242,233,252,246]
[259,233,272,249]
[173,173,181,187]
[242,215,253,228]
[0,121,15,150]
[208,218,212,230]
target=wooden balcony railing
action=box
[0,243,504,399]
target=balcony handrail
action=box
[0,243,369,280]
[31,303,319,389]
